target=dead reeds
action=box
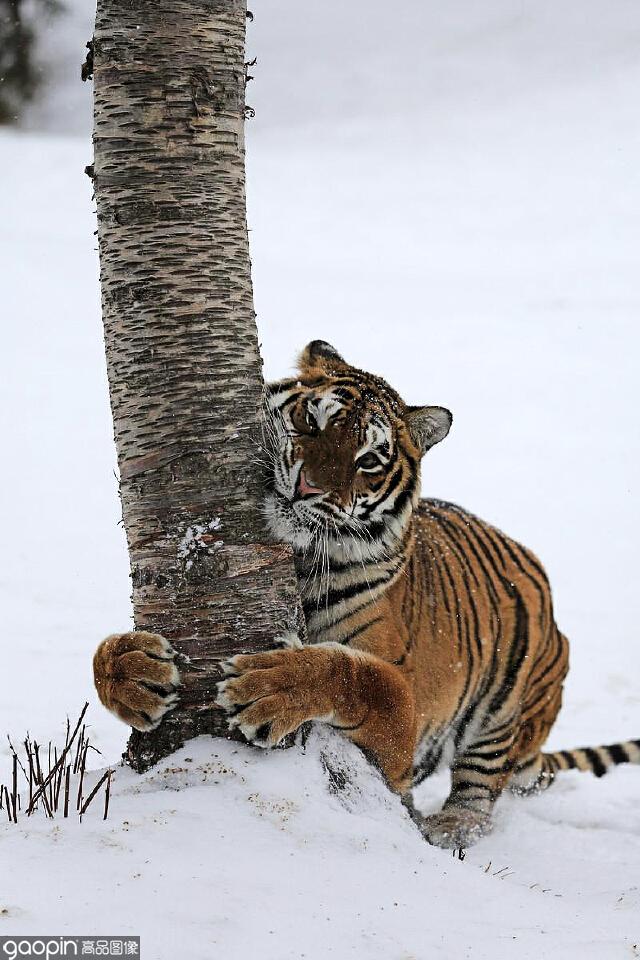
[0,703,114,822]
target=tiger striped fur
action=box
[93,340,639,848]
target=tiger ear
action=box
[298,340,346,373]
[405,406,452,454]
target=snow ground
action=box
[4,731,640,960]
[2,1,640,957]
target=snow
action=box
[2,1,640,956]
[177,519,223,571]
[5,731,640,959]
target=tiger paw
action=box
[93,631,180,731]
[420,807,492,849]
[215,646,328,748]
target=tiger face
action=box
[264,341,452,559]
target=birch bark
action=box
[91,0,303,770]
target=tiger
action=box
[93,340,640,848]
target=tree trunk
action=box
[91,0,303,771]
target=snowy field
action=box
[2,1,640,957]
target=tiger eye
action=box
[357,452,382,471]
[292,403,317,435]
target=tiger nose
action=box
[295,468,324,499]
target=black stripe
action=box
[454,703,478,751]
[465,742,514,761]
[412,744,444,786]
[139,680,175,696]
[449,779,496,798]
[488,526,549,631]
[429,548,451,616]
[584,747,607,777]
[299,376,340,389]
[434,538,467,663]
[384,485,415,521]
[527,630,566,690]
[340,617,383,645]
[434,520,484,660]
[443,514,504,617]
[331,386,359,401]
[560,750,577,769]
[487,586,530,714]
[474,715,518,746]
[358,462,403,519]
[448,516,509,695]
[453,759,511,777]
[606,743,630,765]
[368,475,386,492]
[309,593,378,630]
[324,569,398,607]
[270,389,303,410]
[518,544,549,582]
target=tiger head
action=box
[264,341,452,560]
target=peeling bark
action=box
[91,0,303,771]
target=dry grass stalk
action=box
[0,704,114,823]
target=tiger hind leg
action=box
[418,721,521,848]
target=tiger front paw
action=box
[93,631,180,731]
[215,646,329,748]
